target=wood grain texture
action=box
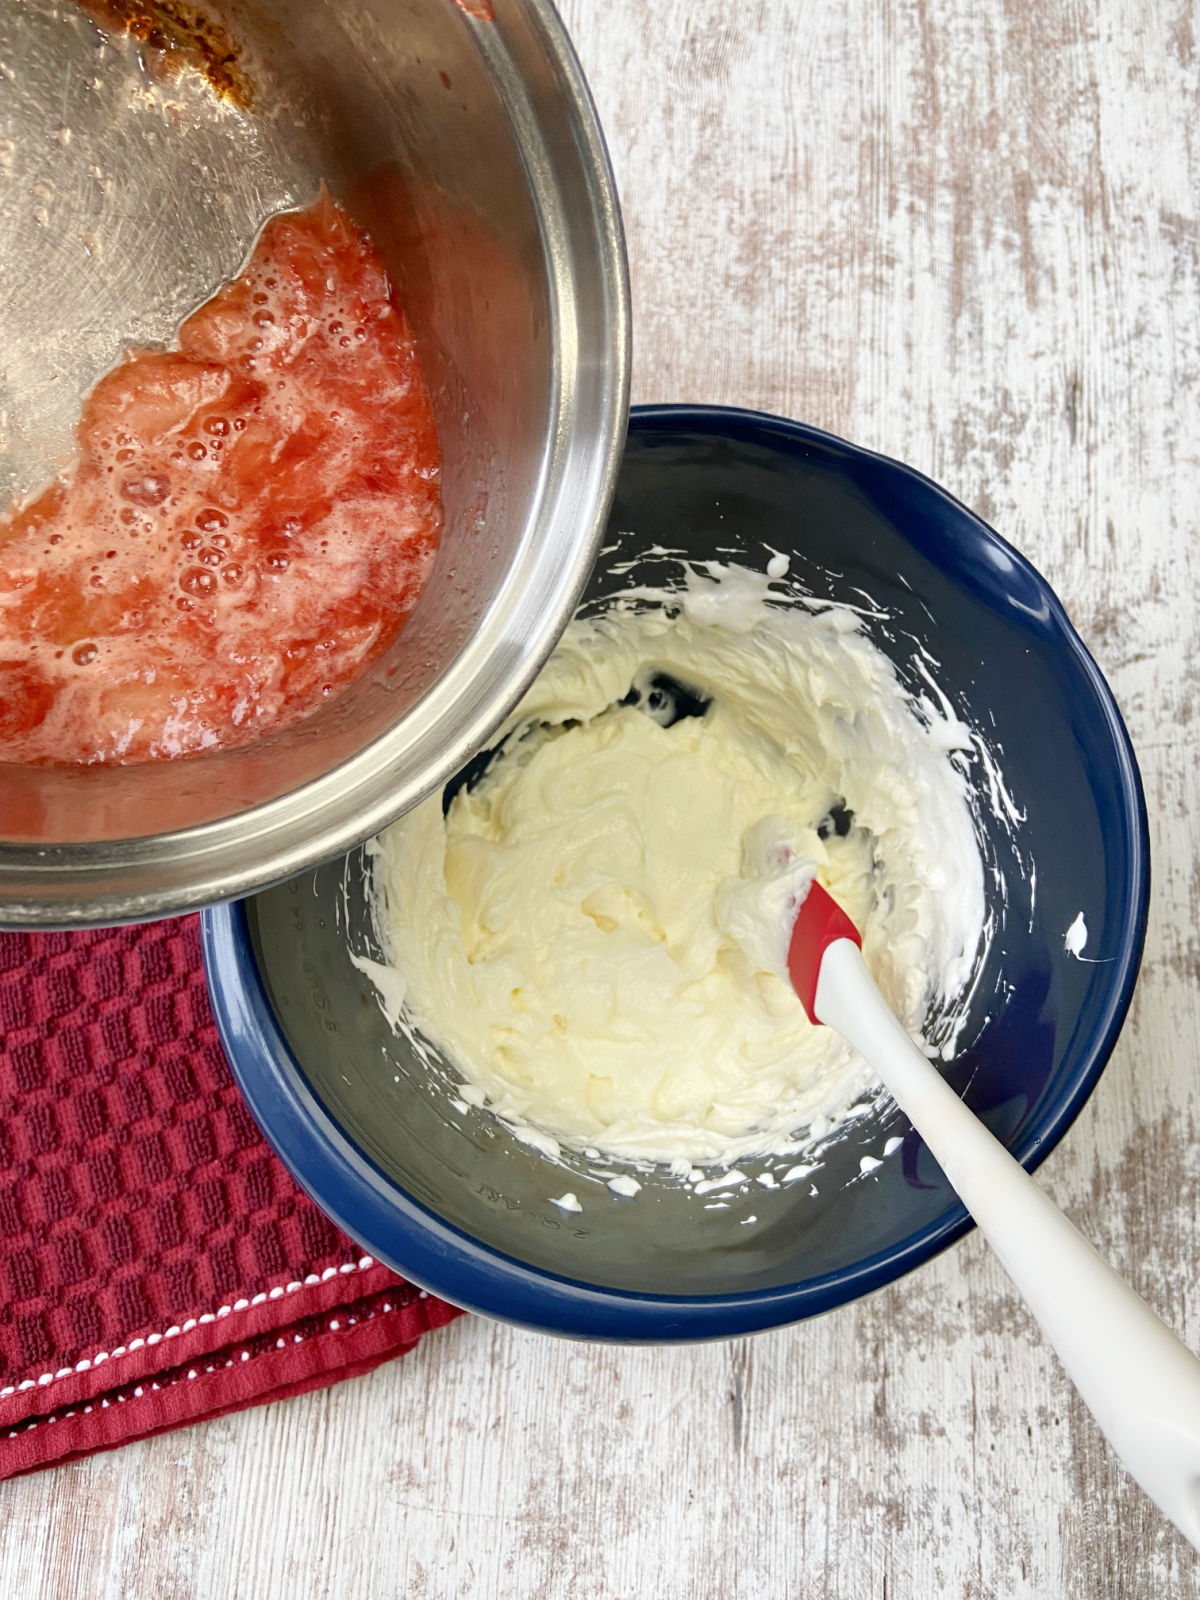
[4,0,1200,1593]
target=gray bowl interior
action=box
[243,426,1138,1300]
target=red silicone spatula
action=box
[787,879,1200,1549]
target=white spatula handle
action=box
[816,938,1200,1550]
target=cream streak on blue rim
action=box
[359,554,989,1168]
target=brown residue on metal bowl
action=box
[78,1,255,108]
[453,0,495,18]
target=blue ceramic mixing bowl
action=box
[202,405,1149,1341]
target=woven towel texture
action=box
[0,916,458,1478]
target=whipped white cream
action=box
[714,817,818,981]
[363,556,987,1167]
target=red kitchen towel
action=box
[0,916,461,1480]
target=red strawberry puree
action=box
[0,192,442,763]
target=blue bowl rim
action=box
[201,402,1151,1343]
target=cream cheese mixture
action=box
[363,557,988,1168]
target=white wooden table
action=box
[4,1,1200,1593]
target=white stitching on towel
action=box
[6,1291,406,1441]
[0,1255,376,1402]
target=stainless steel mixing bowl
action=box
[0,0,629,925]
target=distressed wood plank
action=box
[3,0,1200,1594]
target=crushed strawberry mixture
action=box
[0,192,441,763]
